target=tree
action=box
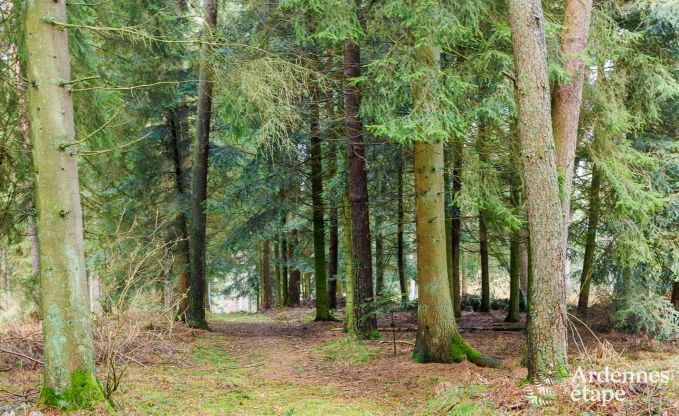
[25,0,105,408]
[553,0,594,240]
[411,44,499,367]
[344,20,377,336]
[187,0,218,330]
[262,240,274,309]
[310,90,331,319]
[507,0,569,380]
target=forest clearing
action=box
[1,0,679,414]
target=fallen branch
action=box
[0,347,43,366]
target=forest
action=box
[0,0,678,414]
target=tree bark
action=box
[25,0,104,406]
[374,171,385,297]
[479,214,490,312]
[327,140,339,310]
[262,240,274,309]
[577,165,602,316]
[412,140,500,367]
[186,0,217,330]
[287,228,301,307]
[671,282,679,311]
[396,152,407,304]
[411,45,499,367]
[553,0,594,244]
[451,139,463,317]
[168,108,191,320]
[310,94,330,318]
[343,38,376,336]
[508,0,569,381]
[280,220,289,306]
[477,129,491,313]
[342,185,356,335]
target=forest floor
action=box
[1,307,678,415]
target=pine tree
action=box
[25,0,105,407]
[507,0,569,380]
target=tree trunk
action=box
[451,139,463,317]
[577,165,602,316]
[553,0,594,245]
[328,140,339,310]
[461,250,468,295]
[507,133,523,322]
[477,129,491,313]
[280,222,289,306]
[444,148,455,313]
[274,237,282,306]
[479,214,491,312]
[397,152,407,304]
[310,95,330,318]
[344,38,376,336]
[263,240,274,309]
[508,0,569,381]
[506,230,521,322]
[671,282,679,311]
[186,0,217,330]
[287,228,301,307]
[412,140,500,367]
[519,228,529,309]
[342,185,356,335]
[25,0,104,406]
[168,109,191,320]
[411,45,499,367]
[374,171,385,297]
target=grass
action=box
[207,312,274,324]
[314,337,382,365]
[112,334,388,415]
[424,384,496,416]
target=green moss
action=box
[39,369,107,411]
[315,337,381,365]
[360,329,382,340]
[449,334,502,368]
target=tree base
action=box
[39,370,108,411]
[413,333,502,368]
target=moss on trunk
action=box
[39,370,107,411]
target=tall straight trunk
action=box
[444,148,455,311]
[506,132,523,322]
[553,0,594,243]
[328,140,339,310]
[186,0,217,330]
[672,282,679,311]
[287,228,301,306]
[343,185,356,335]
[479,214,490,312]
[374,171,385,296]
[577,165,602,316]
[274,237,282,306]
[263,240,273,309]
[310,95,330,319]
[280,224,289,305]
[477,129,491,313]
[344,38,376,336]
[396,153,407,304]
[506,230,521,322]
[411,45,499,367]
[169,109,191,320]
[508,0,569,380]
[25,0,104,407]
[451,139,463,317]
[461,250,468,295]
